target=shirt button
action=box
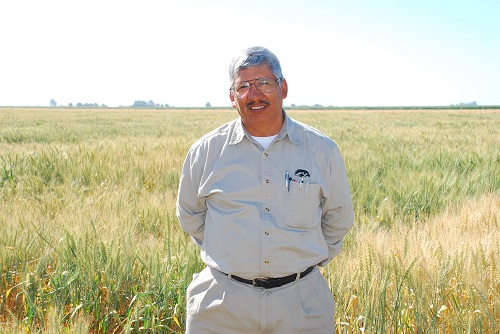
[265,207,270,212]
[264,231,270,236]
[264,260,269,264]
[265,179,270,183]
[264,153,269,156]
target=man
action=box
[176,46,354,333]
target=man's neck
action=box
[243,112,284,137]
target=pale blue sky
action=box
[1,0,498,107]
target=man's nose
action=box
[248,83,264,98]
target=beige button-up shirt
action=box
[176,112,354,279]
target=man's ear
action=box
[281,78,288,99]
[229,92,237,108]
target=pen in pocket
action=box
[285,171,290,191]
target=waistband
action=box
[221,265,316,289]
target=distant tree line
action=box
[72,103,108,108]
[50,99,107,108]
[132,100,170,108]
[450,101,477,107]
[45,99,496,110]
[48,99,219,109]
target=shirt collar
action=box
[229,110,301,146]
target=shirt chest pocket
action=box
[281,183,322,231]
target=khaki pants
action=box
[185,266,335,334]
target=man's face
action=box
[229,65,288,136]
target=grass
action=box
[0,108,499,333]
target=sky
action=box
[1,0,499,108]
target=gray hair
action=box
[229,46,284,88]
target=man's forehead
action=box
[235,65,274,82]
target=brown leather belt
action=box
[224,266,316,289]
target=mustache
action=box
[246,100,270,109]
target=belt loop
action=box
[295,272,300,282]
[228,274,232,279]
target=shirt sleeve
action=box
[176,146,207,246]
[319,146,354,265]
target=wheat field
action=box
[1,107,499,333]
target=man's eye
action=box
[259,80,271,86]
[236,83,249,91]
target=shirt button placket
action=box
[261,151,273,273]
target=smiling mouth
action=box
[247,101,270,111]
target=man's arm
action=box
[176,148,207,246]
[320,146,354,265]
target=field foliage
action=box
[0,108,499,333]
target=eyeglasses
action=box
[230,77,283,98]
